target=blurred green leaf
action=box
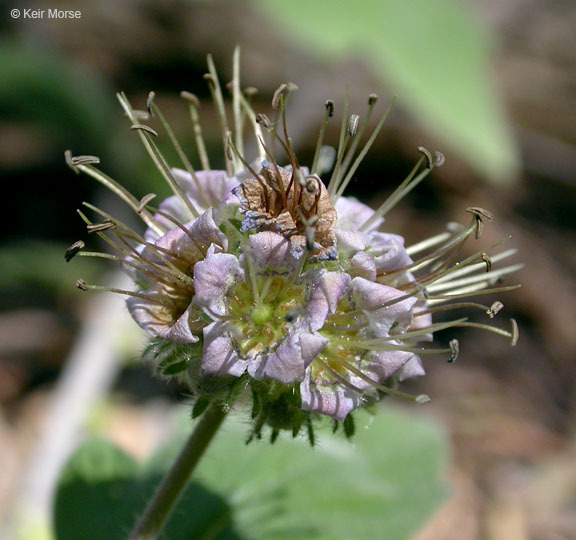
[54,439,243,540]
[54,408,447,539]
[254,0,518,183]
[0,45,114,153]
[196,409,448,539]
[0,240,103,294]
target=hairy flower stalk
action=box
[68,50,521,444]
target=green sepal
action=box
[270,429,280,444]
[192,397,211,419]
[161,360,189,376]
[343,413,355,439]
[306,416,315,447]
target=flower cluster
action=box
[67,51,520,443]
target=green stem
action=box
[128,402,229,540]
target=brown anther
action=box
[146,91,156,116]
[305,175,320,194]
[418,147,434,168]
[244,86,258,96]
[256,113,273,130]
[487,301,504,318]
[272,83,288,110]
[415,283,429,298]
[72,155,101,166]
[368,93,378,105]
[510,318,519,346]
[325,100,335,117]
[203,73,215,83]
[75,279,89,291]
[132,110,150,121]
[448,339,459,363]
[481,252,492,272]
[180,91,200,107]
[65,150,101,173]
[87,219,115,233]
[467,207,494,239]
[348,114,360,137]
[433,151,445,167]
[130,124,159,137]
[466,207,494,221]
[64,150,78,174]
[138,193,157,212]
[65,241,85,262]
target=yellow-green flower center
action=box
[313,296,367,384]
[228,275,306,356]
[250,303,274,326]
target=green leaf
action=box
[194,408,448,539]
[0,240,102,294]
[54,439,244,540]
[54,439,138,540]
[254,0,519,183]
[54,408,448,540]
[192,396,212,419]
[160,359,189,376]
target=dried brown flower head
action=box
[236,163,337,260]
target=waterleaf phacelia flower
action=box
[67,49,521,444]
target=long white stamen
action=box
[206,54,233,176]
[311,100,334,176]
[117,92,200,220]
[238,92,266,163]
[399,219,478,275]
[433,247,518,285]
[431,249,518,285]
[406,231,453,256]
[149,96,211,208]
[338,94,378,181]
[258,276,274,302]
[181,92,211,170]
[427,263,523,295]
[77,252,184,289]
[360,154,433,231]
[75,163,164,237]
[333,97,395,202]
[322,355,429,403]
[75,280,170,306]
[363,318,468,343]
[327,87,350,197]
[243,251,261,305]
[427,284,521,306]
[403,237,513,293]
[415,301,492,317]
[232,46,244,169]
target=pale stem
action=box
[128,402,229,540]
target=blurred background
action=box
[1,0,575,538]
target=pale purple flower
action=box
[69,59,520,438]
[334,197,413,284]
[194,231,330,383]
[300,276,420,420]
[127,208,227,343]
